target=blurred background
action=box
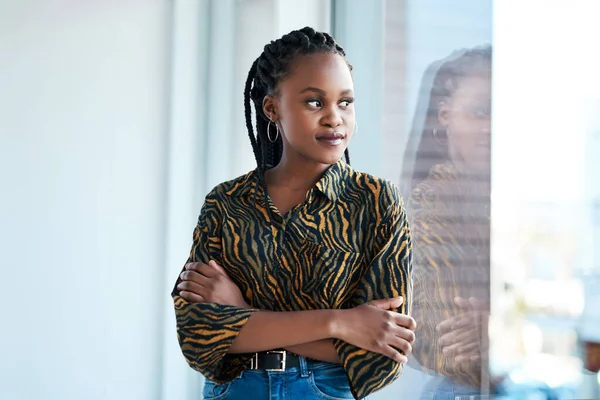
[1,0,599,399]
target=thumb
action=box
[209,260,227,275]
[370,297,403,310]
[454,296,470,309]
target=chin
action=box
[297,144,347,165]
[317,150,346,165]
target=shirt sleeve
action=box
[333,186,413,400]
[172,188,256,383]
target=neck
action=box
[266,152,332,191]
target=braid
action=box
[244,59,263,173]
[243,27,353,187]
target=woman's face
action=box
[263,52,355,167]
[439,72,491,173]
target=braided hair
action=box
[244,27,353,190]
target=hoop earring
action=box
[433,127,445,145]
[352,122,358,137]
[267,120,279,143]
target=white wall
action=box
[0,1,171,399]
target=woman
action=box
[401,46,493,399]
[172,27,415,400]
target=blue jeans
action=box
[202,358,363,400]
[420,376,490,400]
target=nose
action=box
[322,105,343,128]
[479,123,491,145]
[482,122,491,137]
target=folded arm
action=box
[333,186,414,399]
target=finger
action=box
[187,261,219,278]
[180,270,212,287]
[185,261,204,272]
[370,297,403,310]
[450,313,476,331]
[439,331,458,347]
[436,315,459,333]
[383,345,408,364]
[454,296,469,308]
[469,297,489,311]
[184,262,201,272]
[454,297,478,313]
[456,341,480,356]
[442,342,462,356]
[440,326,475,347]
[390,335,413,356]
[209,260,228,276]
[177,280,208,297]
[456,350,481,363]
[393,313,417,331]
[392,325,416,344]
[179,290,205,303]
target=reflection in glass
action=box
[401,46,493,399]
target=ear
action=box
[262,95,280,122]
[437,100,451,127]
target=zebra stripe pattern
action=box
[172,160,412,399]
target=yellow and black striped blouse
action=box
[408,163,490,388]
[172,160,412,399]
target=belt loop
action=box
[299,356,309,378]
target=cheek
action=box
[281,110,317,138]
[447,119,478,155]
[450,116,480,139]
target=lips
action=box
[316,132,345,147]
[316,132,345,140]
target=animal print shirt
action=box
[408,163,491,389]
[172,160,412,399]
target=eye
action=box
[306,99,322,108]
[340,98,355,108]
[472,105,491,118]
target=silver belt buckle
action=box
[265,350,286,372]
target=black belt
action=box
[248,351,301,371]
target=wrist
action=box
[326,309,345,340]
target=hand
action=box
[177,260,250,308]
[334,297,417,364]
[436,297,489,363]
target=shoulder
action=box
[407,163,460,206]
[204,170,257,205]
[408,179,441,207]
[344,165,404,214]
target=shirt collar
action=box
[314,159,349,202]
[227,170,258,197]
[230,159,349,201]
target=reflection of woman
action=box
[401,46,492,399]
[171,27,416,400]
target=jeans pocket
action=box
[202,379,231,400]
[308,365,354,400]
